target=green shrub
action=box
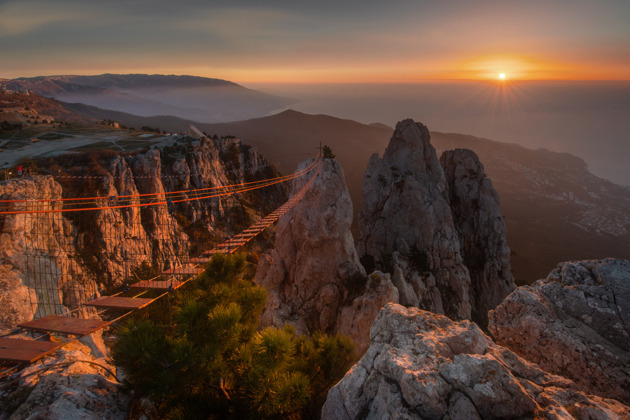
[343,271,367,300]
[322,145,335,159]
[112,253,354,419]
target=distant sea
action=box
[251,81,630,187]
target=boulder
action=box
[489,258,630,404]
[322,303,630,420]
[335,271,398,355]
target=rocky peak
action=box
[358,119,471,320]
[254,158,397,353]
[440,148,515,327]
[489,258,630,404]
[322,303,630,419]
[255,158,365,334]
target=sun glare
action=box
[499,73,506,80]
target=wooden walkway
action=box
[0,160,321,365]
[162,167,319,276]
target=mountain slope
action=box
[1,74,292,123]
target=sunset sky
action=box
[1,0,629,83]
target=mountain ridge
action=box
[1,74,292,123]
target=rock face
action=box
[440,149,515,327]
[0,340,131,419]
[358,120,471,320]
[489,258,630,405]
[335,271,399,355]
[255,158,397,353]
[0,176,94,326]
[322,303,630,420]
[0,136,283,329]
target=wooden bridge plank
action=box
[0,338,61,363]
[131,280,185,290]
[19,315,110,336]
[85,296,154,310]
[162,266,204,276]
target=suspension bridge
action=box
[0,144,322,366]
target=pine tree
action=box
[112,253,354,419]
[322,145,335,159]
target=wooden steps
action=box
[0,159,322,365]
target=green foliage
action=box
[322,145,335,159]
[112,253,354,419]
[200,252,247,286]
[131,260,162,282]
[0,120,23,131]
[380,253,394,274]
[408,245,431,274]
[343,271,367,301]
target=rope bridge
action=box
[0,151,321,365]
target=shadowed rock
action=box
[441,148,515,327]
[489,258,630,405]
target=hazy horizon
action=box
[249,80,630,187]
[2,0,629,82]
[2,0,629,184]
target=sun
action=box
[498,73,506,80]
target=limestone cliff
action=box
[358,120,471,320]
[441,148,515,327]
[0,136,284,329]
[489,258,630,405]
[254,158,397,354]
[322,303,630,420]
[0,177,94,325]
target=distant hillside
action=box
[1,74,293,123]
[0,91,93,125]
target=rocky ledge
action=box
[489,258,630,405]
[0,340,130,419]
[322,303,630,420]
